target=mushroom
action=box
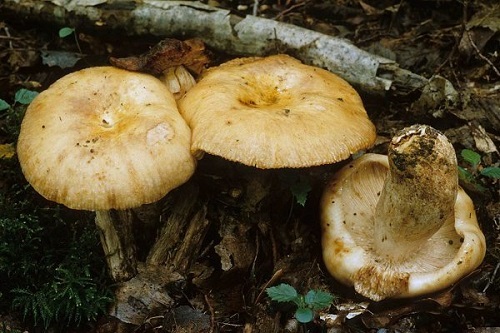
[17,66,196,281]
[320,124,486,301]
[178,54,376,168]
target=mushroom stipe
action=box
[321,125,486,301]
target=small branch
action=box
[273,1,307,20]
[482,261,500,293]
[204,293,216,333]
[466,30,500,77]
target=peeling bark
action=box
[146,184,209,272]
[2,0,435,96]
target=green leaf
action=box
[304,289,335,310]
[480,166,500,179]
[14,89,38,105]
[458,166,474,182]
[266,283,298,303]
[461,149,481,167]
[0,99,10,111]
[59,27,75,38]
[295,307,314,323]
[290,175,312,207]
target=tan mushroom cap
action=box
[17,66,196,211]
[178,54,376,168]
[321,131,486,301]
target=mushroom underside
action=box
[321,153,486,301]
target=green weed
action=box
[458,149,500,192]
[0,89,38,140]
[266,283,335,323]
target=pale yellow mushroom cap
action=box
[178,54,376,168]
[320,126,486,301]
[17,66,196,211]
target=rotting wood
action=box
[2,0,448,98]
[146,183,208,271]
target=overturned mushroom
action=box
[321,124,486,301]
[17,66,196,281]
[178,54,376,168]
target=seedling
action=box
[0,89,38,140]
[458,149,500,191]
[279,172,312,207]
[0,88,38,110]
[58,27,82,54]
[266,283,335,323]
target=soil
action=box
[1,0,499,332]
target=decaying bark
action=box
[2,0,446,98]
[146,184,209,271]
[108,184,211,324]
[110,264,183,325]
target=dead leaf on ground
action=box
[459,4,500,60]
[215,216,255,271]
[0,143,15,159]
[109,38,211,76]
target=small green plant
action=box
[0,88,38,140]
[266,283,335,323]
[11,266,113,329]
[458,149,500,191]
[289,175,312,207]
[0,88,38,110]
[58,27,82,54]
[279,172,312,207]
[0,183,113,331]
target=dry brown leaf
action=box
[109,38,210,75]
[0,143,15,159]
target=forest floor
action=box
[0,0,499,332]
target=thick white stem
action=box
[373,125,458,260]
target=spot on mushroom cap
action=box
[178,54,376,168]
[17,66,196,211]
[321,153,486,301]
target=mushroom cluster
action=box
[17,50,379,284]
[320,125,486,301]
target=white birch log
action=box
[2,0,436,96]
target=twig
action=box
[204,293,216,333]
[273,1,307,20]
[252,0,259,16]
[254,268,284,304]
[482,261,500,293]
[466,29,500,77]
[434,0,467,76]
[2,26,13,49]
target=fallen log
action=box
[3,0,434,96]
